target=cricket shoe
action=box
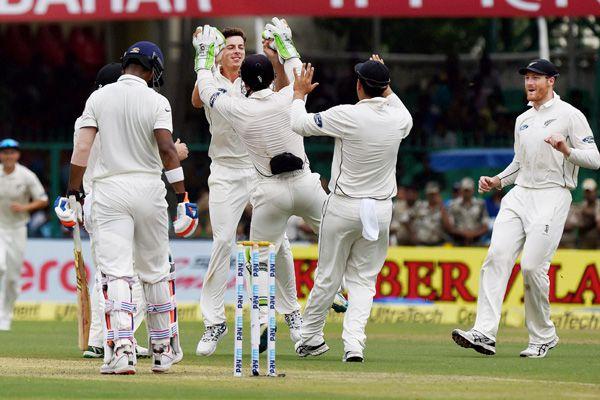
[136,345,150,358]
[83,346,104,358]
[343,351,364,363]
[100,344,136,375]
[195,323,228,356]
[452,328,496,356]
[295,341,330,357]
[519,336,559,358]
[284,310,302,343]
[332,291,349,313]
[152,344,176,373]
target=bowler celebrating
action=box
[452,59,600,358]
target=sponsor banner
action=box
[13,240,600,329]
[0,0,599,23]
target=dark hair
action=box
[222,27,246,43]
[359,77,385,98]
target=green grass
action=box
[0,320,599,399]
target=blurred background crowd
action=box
[1,17,600,248]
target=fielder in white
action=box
[452,59,600,358]
[190,27,298,356]
[56,41,198,374]
[192,21,327,347]
[72,63,189,360]
[290,57,412,362]
[0,139,48,331]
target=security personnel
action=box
[445,177,490,245]
[0,139,48,331]
[452,59,600,358]
[290,57,412,362]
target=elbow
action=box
[191,95,203,109]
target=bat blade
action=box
[74,249,91,351]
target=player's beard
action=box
[525,83,550,103]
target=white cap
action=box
[460,177,475,191]
[582,178,597,191]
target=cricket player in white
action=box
[290,57,412,362]
[192,21,326,346]
[452,59,600,358]
[55,41,198,374]
[0,139,48,331]
[73,63,188,360]
[190,27,298,356]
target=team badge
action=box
[583,136,595,144]
[314,113,323,128]
[544,119,556,127]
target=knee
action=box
[212,237,233,251]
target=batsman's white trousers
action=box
[474,185,571,344]
[90,174,171,283]
[301,194,392,353]
[0,225,26,321]
[250,169,327,314]
[201,163,300,325]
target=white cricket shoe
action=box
[284,310,302,343]
[452,328,496,356]
[101,344,136,375]
[195,323,228,356]
[295,340,330,357]
[520,336,559,358]
[135,345,149,358]
[0,317,11,331]
[152,344,176,373]
[173,348,184,364]
[343,350,364,363]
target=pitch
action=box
[0,320,598,400]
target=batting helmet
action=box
[122,41,165,88]
[94,62,122,90]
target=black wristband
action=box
[176,192,187,203]
[67,190,85,202]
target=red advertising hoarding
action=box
[0,0,599,23]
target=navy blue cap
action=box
[354,60,390,89]
[0,138,20,150]
[518,59,559,78]
[240,54,274,91]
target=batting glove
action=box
[192,25,225,72]
[54,195,83,229]
[262,17,300,63]
[173,193,198,238]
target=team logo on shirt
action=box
[519,124,529,132]
[544,119,556,127]
[583,136,595,144]
[209,88,227,107]
[314,113,323,128]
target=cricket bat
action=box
[69,195,91,351]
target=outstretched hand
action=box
[293,63,319,100]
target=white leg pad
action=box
[101,275,136,363]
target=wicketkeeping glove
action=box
[54,196,83,229]
[192,24,225,72]
[262,17,300,63]
[173,193,198,238]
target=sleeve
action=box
[79,94,98,129]
[385,93,413,139]
[566,110,600,170]
[27,172,48,202]
[196,70,237,126]
[284,58,302,83]
[497,120,522,187]
[290,100,352,138]
[154,96,173,133]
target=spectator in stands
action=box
[390,185,418,245]
[577,178,600,249]
[559,204,580,249]
[484,189,503,219]
[444,177,489,246]
[411,182,448,246]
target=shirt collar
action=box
[527,92,560,109]
[249,88,274,99]
[357,97,388,106]
[118,74,148,86]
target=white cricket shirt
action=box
[290,94,412,200]
[79,74,173,181]
[203,68,252,169]
[73,116,99,195]
[0,163,48,227]
[498,93,600,190]
[196,59,308,177]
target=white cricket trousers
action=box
[474,185,571,344]
[250,169,327,314]
[0,225,26,322]
[91,174,171,348]
[84,191,147,348]
[301,194,392,353]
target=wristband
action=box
[165,167,184,183]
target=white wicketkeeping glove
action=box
[192,25,225,72]
[262,17,300,63]
[173,193,198,238]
